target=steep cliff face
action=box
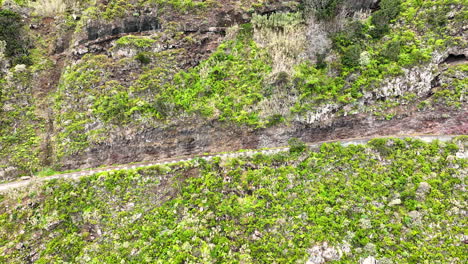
[0,0,466,181]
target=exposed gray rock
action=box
[408,210,421,219]
[306,242,343,264]
[2,104,14,112]
[85,16,160,42]
[1,0,32,16]
[306,255,325,264]
[364,243,376,254]
[417,182,431,194]
[340,241,352,256]
[388,199,402,206]
[322,246,341,261]
[45,220,63,231]
[455,151,467,159]
[416,182,431,200]
[360,256,377,264]
[359,218,372,229]
[13,64,27,72]
[0,41,9,75]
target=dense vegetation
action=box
[0,137,466,262]
[0,66,43,179]
[0,0,466,202]
[53,0,467,133]
[0,9,31,65]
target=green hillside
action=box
[0,0,466,180]
[1,137,466,263]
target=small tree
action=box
[370,0,402,39]
[0,10,26,57]
[304,0,344,20]
[135,52,151,64]
[288,138,307,154]
[0,10,32,65]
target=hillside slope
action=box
[0,0,466,181]
[0,136,466,263]
[0,1,467,262]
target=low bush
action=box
[92,91,133,124]
[135,52,151,64]
[370,0,402,38]
[304,0,345,20]
[288,137,307,154]
[115,35,156,48]
[252,12,303,29]
[0,10,29,59]
[381,39,402,62]
[341,44,362,68]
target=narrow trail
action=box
[0,134,464,193]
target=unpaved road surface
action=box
[0,134,463,193]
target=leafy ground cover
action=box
[0,137,466,263]
[0,67,43,180]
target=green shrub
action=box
[424,5,450,33]
[370,0,402,38]
[0,10,30,59]
[382,40,402,62]
[288,137,307,154]
[157,23,271,126]
[343,20,367,44]
[315,52,327,69]
[12,54,33,66]
[135,52,151,64]
[101,0,131,20]
[36,167,60,177]
[252,12,304,29]
[92,90,133,123]
[266,114,284,126]
[368,138,392,156]
[331,21,367,69]
[332,20,366,45]
[115,35,155,48]
[341,44,362,68]
[304,0,344,20]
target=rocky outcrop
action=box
[85,15,161,42]
[56,103,467,172]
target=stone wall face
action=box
[85,16,161,42]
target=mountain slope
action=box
[0,0,466,181]
[0,137,466,263]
